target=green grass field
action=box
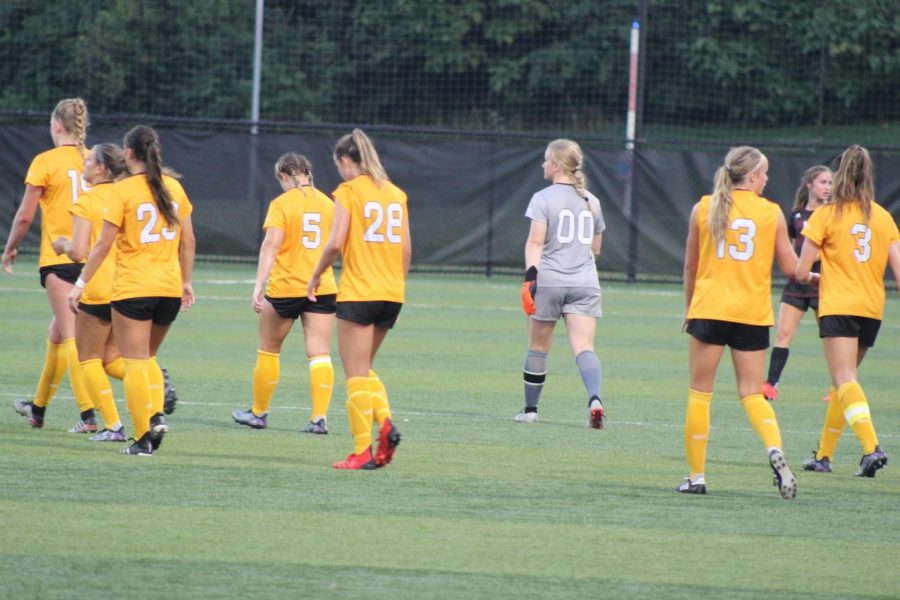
[1,259,898,599]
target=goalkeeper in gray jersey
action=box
[517,139,606,428]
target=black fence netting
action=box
[2,1,900,278]
[4,122,900,279]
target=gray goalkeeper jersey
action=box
[524,183,605,288]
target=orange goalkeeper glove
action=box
[521,266,537,315]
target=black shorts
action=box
[266,294,336,320]
[781,282,818,313]
[112,297,181,326]
[819,315,881,348]
[337,301,402,329]
[79,302,112,322]
[39,263,83,288]
[686,319,769,351]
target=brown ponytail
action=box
[124,126,178,226]
[831,145,874,223]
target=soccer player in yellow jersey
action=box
[3,98,99,432]
[52,144,130,442]
[70,126,196,457]
[308,129,411,470]
[232,153,337,433]
[678,146,800,499]
[796,145,900,478]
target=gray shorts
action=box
[533,286,602,321]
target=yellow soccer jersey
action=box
[687,190,779,326]
[69,182,116,304]
[105,174,193,301]
[263,186,337,298]
[333,175,408,303]
[24,145,89,267]
[802,201,900,319]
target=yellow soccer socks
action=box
[816,386,845,460]
[838,381,879,455]
[684,389,712,480]
[742,393,783,451]
[148,357,165,416]
[63,338,95,414]
[123,358,152,439]
[308,354,334,421]
[369,369,392,426]
[252,350,280,416]
[81,358,121,429]
[346,376,373,455]
[104,356,126,381]
[33,340,68,409]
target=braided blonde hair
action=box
[545,139,587,198]
[274,153,313,196]
[52,98,89,156]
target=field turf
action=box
[1,259,898,599]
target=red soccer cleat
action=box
[374,418,402,467]
[333,446,377,470]
[762,382,779,401]
[589,399,605,430]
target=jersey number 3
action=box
[851,224,872,262]
[717,218,756,261]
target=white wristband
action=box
[74,277,86,289]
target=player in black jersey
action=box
[763,165,832,401]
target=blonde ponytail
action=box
[709,146,765,243]
[334,128,389,186]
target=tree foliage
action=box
[0,0,896,135]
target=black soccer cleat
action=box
[162,367,178,415]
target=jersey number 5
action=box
[363,202,403,244]
[302,213,321,249]
[137,202,178,244]
[716,218,756,261]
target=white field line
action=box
[0,391,895,438]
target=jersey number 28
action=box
[363,202,403,244]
